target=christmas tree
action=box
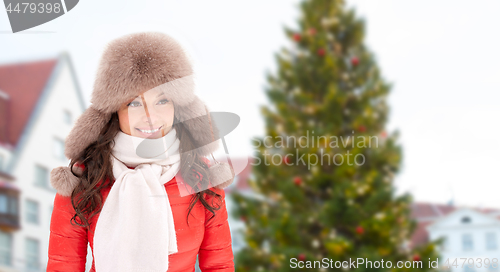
[231,0,440,271]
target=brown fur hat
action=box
[50,32,234,196]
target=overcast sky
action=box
[1,0,499,208]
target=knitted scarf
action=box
[93,127,180,271]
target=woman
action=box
[47,32,235,272]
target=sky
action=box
[1,0,499,208]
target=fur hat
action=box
[50,32,234,196]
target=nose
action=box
[139,96,162,127]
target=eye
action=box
[157,99,170,105]
[127,101,141,107]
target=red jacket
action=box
[47,162,234,271]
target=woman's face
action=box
[117,88,174,139]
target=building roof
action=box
[410,202,457,221]
[0,58,57,147]
[0,53,86,174]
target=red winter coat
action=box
[47,162,234,271]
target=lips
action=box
[135,125,163,134]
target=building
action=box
[0,53,87,271]
[412,202,500,272]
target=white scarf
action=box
[93,127,181,272]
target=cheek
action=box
[162,106,175,125]
[117,109,130,129]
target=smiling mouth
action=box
[135,125,163,134]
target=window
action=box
[462,233,473,251]
[461,216,471,223]
[63,109,72,125]
[0,230,12,265]
[0,195,7,213]
[53,137,66,161]
[0,195,17,216]
[0,154,4,171]
[9,196,17,215]
[25,199,39,225]
[34,164,49,188]
[25,238,39,270]
[486,232,497,250]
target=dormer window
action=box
[461,216,471,223]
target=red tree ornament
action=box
[358,125,366,132]
[240,216,247,222]
[293,176,302,186]
[308,27,317,36]
[293,33,301,42]
[355,226,364,235]
[351,56,359,66]
[298,253,306,261]
[413,254,421,262]
[381,131,387,138]
[317,48,326,56]
[283,156,291,165]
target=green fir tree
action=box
[231,0,441,271]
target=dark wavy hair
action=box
[67,110,222,230]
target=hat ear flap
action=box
[174,96,219,157]
[65,106,112,161]
[209,162,235,190]
[50,165,82,196]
